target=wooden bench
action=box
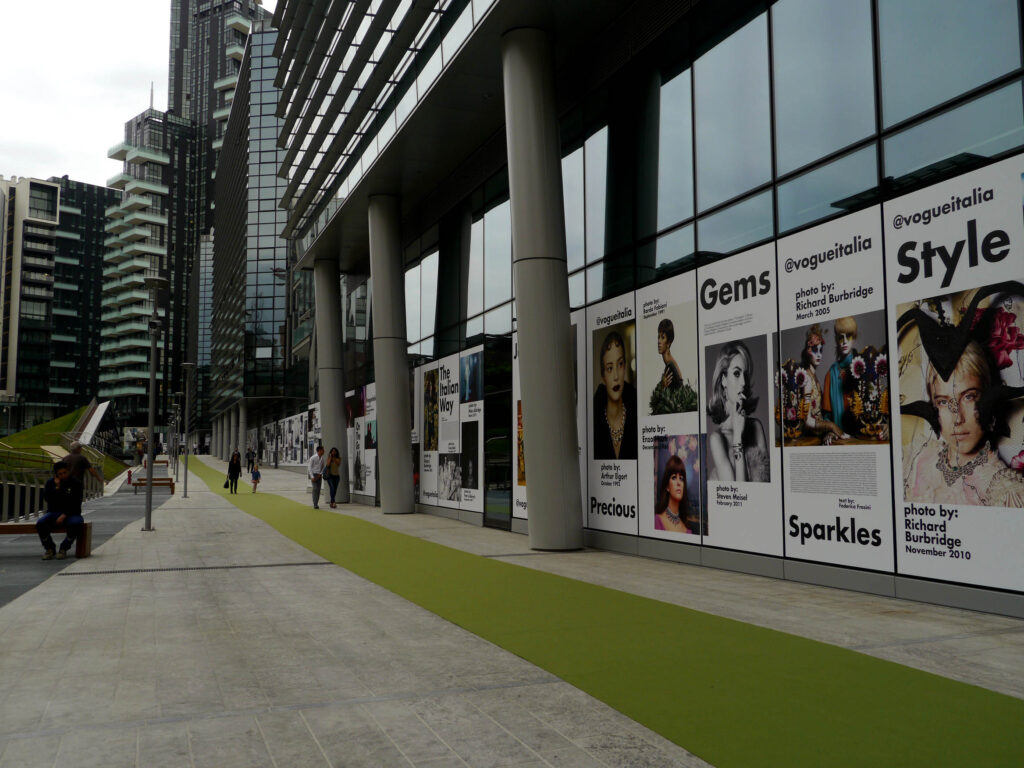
[133,477,175,494]
[0,521,93,558]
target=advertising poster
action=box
[776,207,894,570]
[276,412,306,466]
[697,243,783,556]
[572,309,587,522]
[345,388,362,495]
[246,427,258,457]
[420,363,440,505]
[459,345,484,512]
[884,155,1024,591]
[412,366,422,501]
[362,383,378,498]
[635,271,703,542]
[587,294,640,535]
[259,423,275,465]
[306,402,321,458]
[437,353,462,508]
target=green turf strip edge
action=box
[192,459,1023,767]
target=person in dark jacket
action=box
[37,461,85,560]
[227,451,243,494]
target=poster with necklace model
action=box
[884,155,1024,592]
[459,345,484,512]
[419,362,440,506]
[777,207,894,570]
[587,293,639,535]
[635,271,702,541]
[512,331,527,519]
[698,243,783,556]
[437,353,462,508]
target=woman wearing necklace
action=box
[905,341,1024,507]
[654,454,692,533]
[593,330,638,460]
[707,340,770,482]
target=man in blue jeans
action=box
[36,460,84,560]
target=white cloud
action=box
[0,0,277,186]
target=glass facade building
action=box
[211,21,306,436]
[271,0,1024,614]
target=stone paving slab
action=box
[213,456,1024,701]
[0,469,707,768]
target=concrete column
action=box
[212,419,218,459]
[218,416,225,459]
[501,28,584,550]
[368,195,414,515]
[314,255,350,502]
[229,405,238,458]
[238,400,247,458]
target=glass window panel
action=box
[405,265,420,342]
[586,261,604,303]
[883,82,1024,179]
[655,223,695,276]
[697,190,773,256]
[485,303,511,335]
[467,218,484,317]
[562,148,585,272]
[420,250,439,339]
[657,69,694,230]
[568,270,585,309]
[465,315,483,341]
[879,0,1021,127]
[695,14,771,211]
[772,0,875,175]
[585,128,608,262]
[484,200,512,309]
[778,145,878,233]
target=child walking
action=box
[251,463,261,493]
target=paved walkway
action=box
[1,458,1021,767]
[0,461,705,767]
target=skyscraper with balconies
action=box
[100,109,195,425]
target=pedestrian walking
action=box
[307,445,325,509]
[227,451,242,494]
[245,447,255,474]
[64,441,103,486]
[36,461,85,560]
[325,446,341,508]
[251,462,261,493]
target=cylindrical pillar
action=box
[368,195,414,515]
[314,256,350,502]
[501,28,584,550]
[144,316,159,532]
[216,416,223,459]
[213,418,220,460]
[238,400,247,460]
[229,405,238,459]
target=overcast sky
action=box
[0,0,276,187]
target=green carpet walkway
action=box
[190,459,1023,767]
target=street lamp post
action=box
[181,362,194,498]
[143,274,168,533]
[173,393,183,485]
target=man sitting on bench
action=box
[37,460,84,561]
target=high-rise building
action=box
[101,108,195,426]
[50,176,120,414]
[0,175,115,430]
[210,19,306,453]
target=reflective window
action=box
[772,0,875,175]
[485,303,512,335]
[879,0,1021,127]
[657,69,694,230]
[697,190,772,256]
[466,218,484,317]
[484,200,512,309]
[563,148,585,271]
[586,262,604,303]
[405,265,420,342]
[420,250,439,340]
[884,83,1024,179]
[585,128,608,262]
[568,270,585,309]
[778,145,878,233]
[695,14,771,211]
[655,223,695,276]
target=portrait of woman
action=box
[654,454,693,533]
[593,329,638,460]
[904,340,1024,507]
[649,318,698,415]
[706,339,770,482]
